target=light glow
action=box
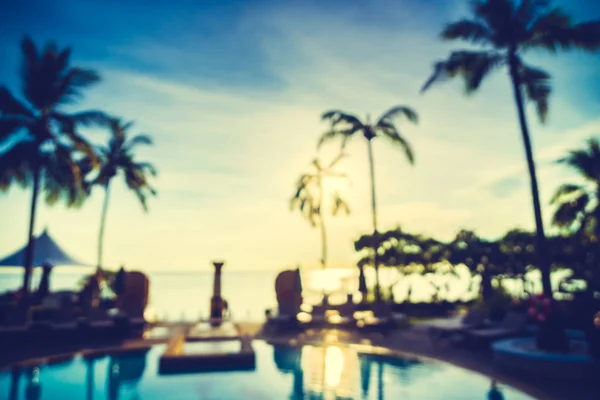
[324,346,345,388]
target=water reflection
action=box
[85,358,95,400]
[302,345,360,399]
[8,367,42,400]
[24,368,41,400]
[106,350,149,400]
[3,343,517,400]
[359,356,371,398]
[488,380,505,400]
[9,368,21,400]
[273,344,304,400]
[271,344,471,400]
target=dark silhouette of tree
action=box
[0,36,109,296]
[290,153,350,270]
[88,119,157,269]
[420,0,600,298]
[318,106,418,301]
[551,138,600,239]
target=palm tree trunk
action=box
[319,183,328,304]
[377,361,384,400]
[97,181,112,269]
[22,164,41,297]
[509,55,553,298]
[318,184,327,270]
[367,138,381,302]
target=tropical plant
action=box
[88,119,157,269]
[551,138,600,238]
[420,0,600,298]
[0,36,109,295]
[318,106,418,301]
[290,153,350,271]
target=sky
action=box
[0,0,599,272]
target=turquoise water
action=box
[0,341,534,400]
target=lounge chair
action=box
[464,312,530,349]
[264,305,303,334]
[424,309,488,343]
[355,303,404,335]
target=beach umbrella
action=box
[358,265,367,294]
[0,229,90,267]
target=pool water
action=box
[0,341,534,400]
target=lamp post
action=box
[210,261,226,327]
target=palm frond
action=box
[331,191,351,216]
[421,51,505,94]
[527,8,600,52]
[516,0,551,25]
[0,117,30,144]
[124,134,153,151]
[123,164,156,212]
[556,138,600,181]
[53,114,100,165]
[68,110,112,127]
[317,129,353,149]
[0,140,36,190]
[550,183,585,204]
[42,144,87,207]
[20,37,39,97]
[376,106,419,125]
[519,63,551,123]
[551,192,589,229]
[321,110,363,128]
[0,87,33,117]
[570,21,600,51]
[55,68,101,105]
[326,152,346,169]
[470,0,516,46]
[441,19,494,44]
[134,161,158,177]
[378,122,415,164]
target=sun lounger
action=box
[464,312,530,349]
[355,306,403,335]
[425,309,488,342]
[265,311,302,334]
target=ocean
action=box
[0,266,563,322]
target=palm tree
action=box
[0,36,108,295]
[551,138,600,239]
[290,153,350,271]
[420,0,600,298]
[90,119,157,270]
[318,106,418,301]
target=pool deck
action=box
[2,320,598,399]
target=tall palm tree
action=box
[420,0,600,298]
[90,119,157,270]
[0,36,108,295]
[551,138,600,238]
[290,153,350,271]
[318,106,418,301]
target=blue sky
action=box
[1,0,599,272]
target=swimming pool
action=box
[1,341,534,399]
